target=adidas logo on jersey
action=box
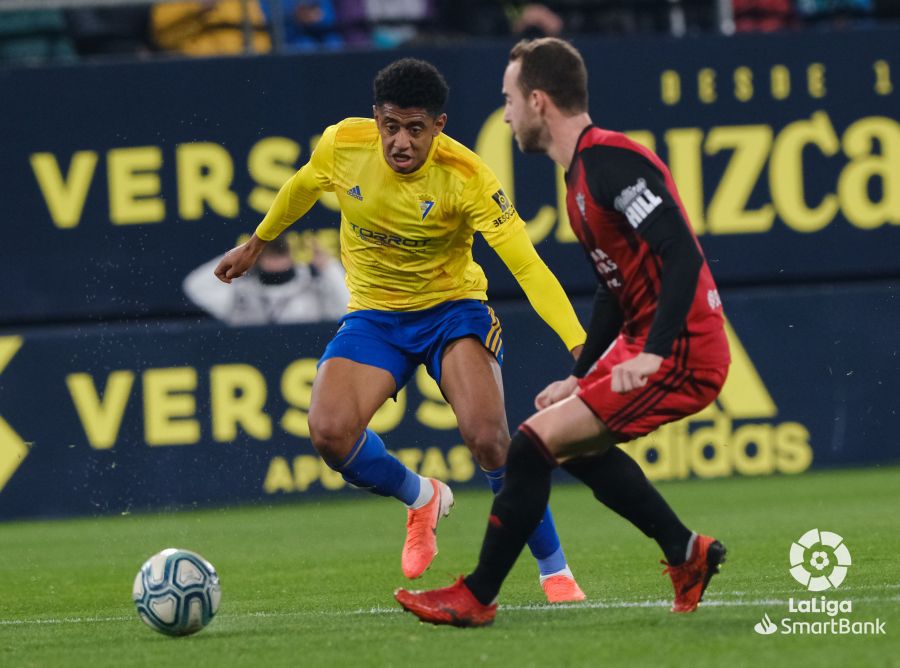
[347,185,363,201]
[614,178,662,229]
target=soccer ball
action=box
[132,548,221,636]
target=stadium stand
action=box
[3,0,900,65]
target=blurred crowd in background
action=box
[1,0,898,67]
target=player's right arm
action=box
[214,124,338,284]
[571,282,623,378]
[184,255,236,318]
[535,282,623,409]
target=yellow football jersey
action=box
[256,118,523,311]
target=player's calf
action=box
[332,429,425,504]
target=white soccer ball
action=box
[132,548,221,636]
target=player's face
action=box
[374,104,447,174]
[502,61,548,154]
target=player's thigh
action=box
[439,337,510,463]
[523,395,618,463]
[309,358,397,462]
[578,363,724,440]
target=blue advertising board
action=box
[0,284,897,520]
[1,28,899,323]
[1,29,897,520]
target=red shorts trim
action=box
[576,339,728,440]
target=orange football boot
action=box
[541,573,586,603]
[401,478,454,579]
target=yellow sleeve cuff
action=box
[493,228,586,351]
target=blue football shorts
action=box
[318,299,504,391]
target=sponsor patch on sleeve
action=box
[613,178,664,229]
[491,189,512,213]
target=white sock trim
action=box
[539,566,573,584]
[406,476,434,509]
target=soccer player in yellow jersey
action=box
[214,58,586,602]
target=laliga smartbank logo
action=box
[754,613,778,635]
[753,529,886,637]
[789,528,851,591]
[620,321,814,482]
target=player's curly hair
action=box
[373,58,449,117]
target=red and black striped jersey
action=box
[566,126,729,370]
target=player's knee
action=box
[461,424,508,470]
[308,409,363,468]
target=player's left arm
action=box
[491,229,586,354]
[464,165,585,354]
[639,210,703,356]
[612,210,702,392]
[585,147,703,391]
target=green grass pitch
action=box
[2,467,899,668]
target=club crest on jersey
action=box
[347,185,363,201]
[614,178,663,229]
[418,194,436,220]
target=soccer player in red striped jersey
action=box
[395,38,732,627]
